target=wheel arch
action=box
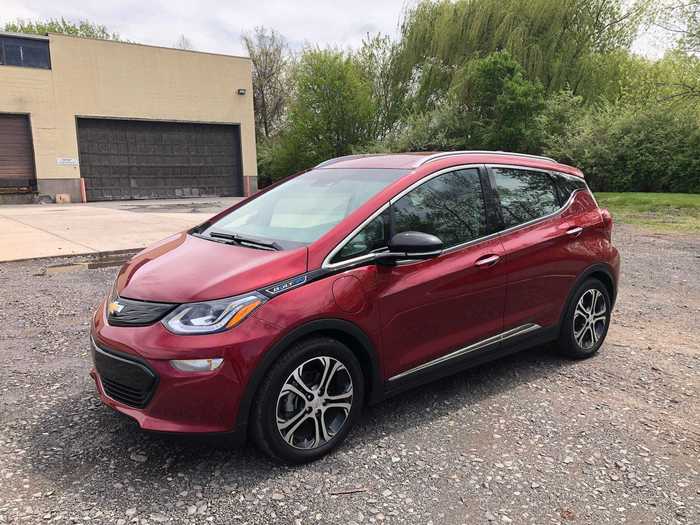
[235,318,384,434]
[589,269,616,308]
[559,263,618,329]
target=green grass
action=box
[594,192,700,234]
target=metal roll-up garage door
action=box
[0,114,36,193]
[77,118,243,201]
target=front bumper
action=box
[90,300,280,434]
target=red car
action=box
[90,151,619,463]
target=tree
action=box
[355,33,400,140]
[3,18,123,41]
[385,51,545,153]
[650,2,700,101]
[450,50,545,151]
[260,49,375,181]
[174,34,194,50]
[680,2,700,54]
[656,1,700,55]
[388,0,650,118]
[242,27,291,140]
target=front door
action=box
[375,167,507,380]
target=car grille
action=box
[92,339,157,408]
[107,296,176,327]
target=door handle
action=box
[475,254,500,268]
[566,226,583,237]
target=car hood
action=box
[115,232,308,303]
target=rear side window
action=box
[552,172,587,204]
[393,168,487,248]
[491,168,560,229]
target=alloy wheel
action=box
[573,288,607,350]
[276,356,354,450]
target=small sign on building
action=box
[57,157,79,166]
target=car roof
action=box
[315,151,584,178]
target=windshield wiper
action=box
[208,231,281,251]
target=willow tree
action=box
[388,0,650,119]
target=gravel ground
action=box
[0,224,698,524]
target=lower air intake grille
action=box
[92,340,157,408]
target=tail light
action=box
[600,208,613,240]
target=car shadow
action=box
[356,343,574,436]
[25,343,577,506]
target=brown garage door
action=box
[77,118,243,201]
[0,114,36,193]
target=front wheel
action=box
[250,337,364,463]
[557,278,611,359]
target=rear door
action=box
[488,166,589,331]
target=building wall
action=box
[0,33,257,201]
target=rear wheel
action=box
[251,337,364,463]
[557,278,611,358]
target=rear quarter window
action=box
[552,172,588,205]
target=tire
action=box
[556,278,611,359]
[250,337,364,464]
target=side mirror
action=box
[377,231,443,263]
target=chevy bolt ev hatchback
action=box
[90,151,619,463]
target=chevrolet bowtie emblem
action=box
[108,300,125,315]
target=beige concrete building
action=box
[0,32,257,203]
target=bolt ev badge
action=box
[108,300,125,315]
[264,275,308,296]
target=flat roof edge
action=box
[0,31,49,41]
[45,32,251,61]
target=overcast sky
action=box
[2,0,668,58]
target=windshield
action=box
[199,168,409,248]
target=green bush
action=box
[545,104,700,193]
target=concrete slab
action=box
[0,197,243,262]
[0,216,91,260]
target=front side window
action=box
[333,210,390,262]
[393,168,487,248]
[201,168,407,249]
[491,168,560,228]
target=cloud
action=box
[1,0,669,58]
[1,0,413,56]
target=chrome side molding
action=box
[387,323,541,382]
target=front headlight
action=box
[162,292,266,335]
